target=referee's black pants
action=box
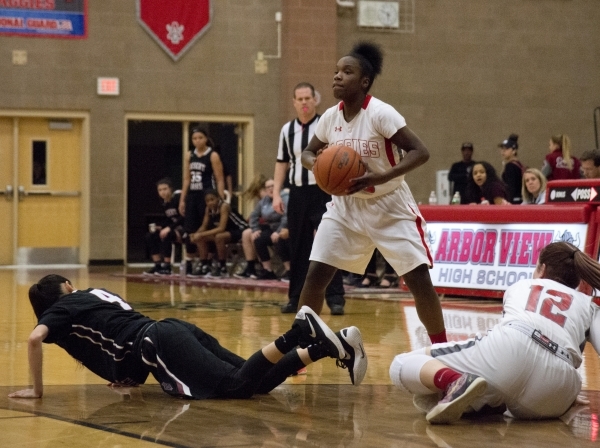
[287,185,345,309]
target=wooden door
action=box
[16,118,82,264]
[0,118,15,264]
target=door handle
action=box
[0,185,13,200]
[18,185,26,201]
[23,190,80,197]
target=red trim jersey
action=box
[314,95,407,199]
[542,149,581,181]
[502,278,595,368]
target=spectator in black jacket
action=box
[448,142,475,204]
[499,134,526,204]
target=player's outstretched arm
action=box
[301,136,327,170]
[8,325,48,398]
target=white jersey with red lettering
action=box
[501,278,592,368]
[309,95,433,276]
[405,278,600,419]
[314,95,406,199]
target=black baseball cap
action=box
[498,134,519,149]
[461,142,473,150]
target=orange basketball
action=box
[313,145,366,196]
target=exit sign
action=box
[97,77,120,96]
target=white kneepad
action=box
[389,353,435,395]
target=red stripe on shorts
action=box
[407,204,433,266]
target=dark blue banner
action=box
[0,0,86,38]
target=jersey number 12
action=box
[525,285,573,328]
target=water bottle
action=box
[428,191,437,205]
[180,259,187,277]
[451,192,461,205]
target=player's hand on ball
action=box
[309,148,324,172]
[313,145,366,195]
[346,163,384,195]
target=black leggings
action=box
[253,226,290,263]
[146,228,194,259]
[183,192,206,235]
[140,318,303,399]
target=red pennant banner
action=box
[137,0,212,61]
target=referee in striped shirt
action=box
[272,82,345,315]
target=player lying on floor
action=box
[389,242,600,424]
[9,275,367,400]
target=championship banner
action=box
[427,222,587,291]
[137,0,212,61]
[0,0,86,39]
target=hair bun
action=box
[350,41,383,77]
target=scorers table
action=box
[415,179,600,299]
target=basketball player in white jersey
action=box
[299,41,447,344]
[390,242,600,424]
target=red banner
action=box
[136,0,211,61]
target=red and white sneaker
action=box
[426,373,487,424]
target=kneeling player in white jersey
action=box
[390,242,600,424]
[299,41,446,345]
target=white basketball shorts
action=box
[310,182,433,275]
[429,324,581,419]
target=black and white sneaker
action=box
[208,266,228,278]
[293,306,345,359]
[234,265,254,279]
[335,327,368,386]
[255,269,278,280]
[155,264,172,276]
[188,263,210,278]
[143,265,161,275]
[426,373,487,424]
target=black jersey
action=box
[209,202,248,233]
[162,191,184,228]
[37,288,153,385]
[189,148,215,193]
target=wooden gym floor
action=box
[1,266,599,447]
